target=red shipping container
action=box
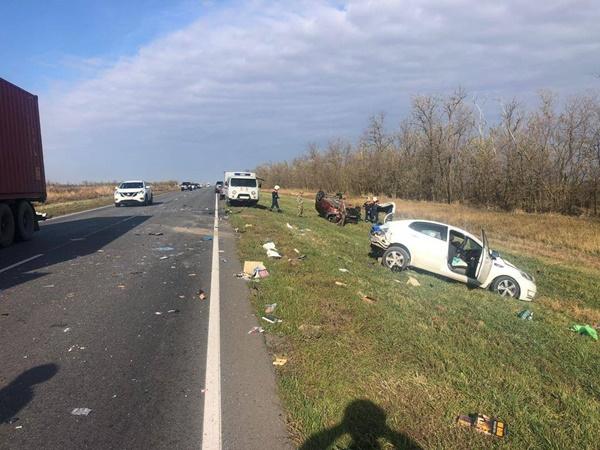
[0,77,46,202]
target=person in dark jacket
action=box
[270,185,281,212]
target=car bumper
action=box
[518,279,537,301]
[114,196,145,204]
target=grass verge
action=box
[228,194,600,449]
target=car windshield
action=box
[230,178,257,187]
[120,182,143,189]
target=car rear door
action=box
[475,230,493,285]
[407,222,448,273]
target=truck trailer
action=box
[0,78,46,248]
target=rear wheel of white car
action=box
[382,246,409,272]
[492,276,520,299]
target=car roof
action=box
[121,180,143,183]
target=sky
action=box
[2,0,599,182]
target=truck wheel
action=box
[0,204,16,248]
[16,201,35,241]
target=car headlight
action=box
[520,271,534,282]
[137,190,144,195]
[232,190,237,195]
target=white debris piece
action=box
[71,408,92,416]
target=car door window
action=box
[409,222,448,241]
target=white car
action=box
[114,180,153,207]
[370,219,537,301]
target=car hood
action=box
[117,188,143,193]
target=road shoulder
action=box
[218,209,292,450]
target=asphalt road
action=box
[0,189,290,449]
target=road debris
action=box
[357,291,376,304]
[198,290,207,300]
[273,357,288,366]
[264,303,277,314]
[202,235,213,241]
[262,315,282,324]
[148,232,163,236]
[293,248,300,254]
[71,408,92,416]
[155,311,163,315]
[188,273,197,277]
[63,327,71,333]
[248,326,265,334]
[286,223,295,230]
[117,284,126,289]
[407,276,421,287]
[43,284,55,288]
[266,249,282,258]
[167,309,180,314]
[153,246,174,252]
[235,272,252,281]
[457,413,506,438]
[159,256,169,260]
[335,281,347,287]
[67,345,86,352]
[517,309,533,320]
[338,268,349,273]
[244,224,253,228]
[570,324,598,340]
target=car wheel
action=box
[327,214,339,223]
[492,276,521,299]
[382,246,409,271]
[115,203,120,207]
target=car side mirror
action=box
[114,186,118,190]
[491,250,500,259]
[147,185,152,189]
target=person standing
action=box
[297,191,304,217]
[270,185,282,212]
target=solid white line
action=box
[0,254,44,274]
[202,194,222,449]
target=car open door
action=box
[475,230,493,285]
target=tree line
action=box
[256,89,600,215]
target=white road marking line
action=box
[0,254,44,274]
[202,195,222,449]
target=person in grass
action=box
[297,191,304,217]
[270,185,282,212]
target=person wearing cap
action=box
[270,185,282,212]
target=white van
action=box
[223,171,259,206]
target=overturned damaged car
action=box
[370,219,537,301]
[315,191,361,225]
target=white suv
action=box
[114,181,153,207]
[370,219,537,301]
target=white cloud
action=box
[41,0,600,181]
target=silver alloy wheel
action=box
[497,278,518,297]
[385,250,405,269]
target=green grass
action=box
[228,195,600,449]
[36,196,114,217]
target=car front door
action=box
[475,230,493,285]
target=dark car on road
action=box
[180,182,193,191]
[215,181,223,194]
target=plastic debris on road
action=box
[159,256,169,260]
[167,309,179,314]
[248,326,265,334]
[273,357,288,366]
[63,327,71,333]
[148,232,163,236]
[338,268,349,273]
[198,290,207,300]
[243,261,266,276]
[43,284,55,288]
[71,408,92,416]
[155,311,163,315]
[188,273,197,277]
[153,246,174,252]
[335,281,347,287]
[407,276,421,287]
[293,248,300,254]
[570,324,598,340]
[265,303,277,314]
[202,235,213,241]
